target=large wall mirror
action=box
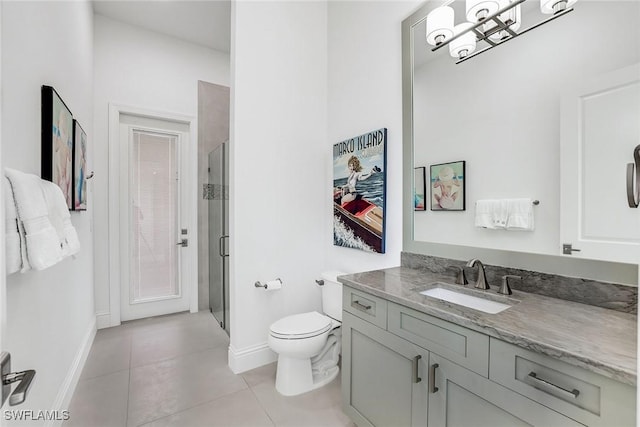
[402,0,639,284]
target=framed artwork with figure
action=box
[414,166,426,211]
[333,128,387,253]
[73,120,87,211]
[41,85,74,209]
[430,160,465,211]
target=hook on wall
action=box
[627,145,640,208]
[86,171,95,180]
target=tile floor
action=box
[65,312,355,427]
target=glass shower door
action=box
[208,142,229,334]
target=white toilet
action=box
[268,271,343,396]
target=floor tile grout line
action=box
[79,366,131,383]
[132,386,254,427]
[246,379,277,427]
[129,340,230,371]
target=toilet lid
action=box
[269,312,332,339]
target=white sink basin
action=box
[420,287,511,314]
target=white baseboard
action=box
[46,316,96,427]
[95,312,111,330]
[228,342,277,374]
[96,311,122,329]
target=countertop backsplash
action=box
[401,252,637,315]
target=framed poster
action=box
[41,85,73,209]
[73,120,87,211]
[430,160,465,211]
[333,128,387,253]
[414,166,426,211]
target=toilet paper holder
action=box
[255,278,282,289]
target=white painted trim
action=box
[107,103,198,325]
[95,312,113,330]
[228,343,277,374]
[47,316,96,427]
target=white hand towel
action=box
[475,199,508,229]
[5,168,63,270]
[41,180,80,257]
[506,198,534,231]
[475,199,496,228]
[5,177,22,274]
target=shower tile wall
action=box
[197,81,230,310]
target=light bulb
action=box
[483,0,521,40]
[466,0,502,23]
[449,23,477,60]
[426,6,455,46]
[540,0,578,14]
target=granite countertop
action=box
[338,266,637,386]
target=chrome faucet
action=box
[452,266,468,286]
[466,259,489,290]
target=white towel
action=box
[41,180,80,257]
[475,199,508,229]
[5,177,23,274]
[505,198,534,231]
[5,168,64,270]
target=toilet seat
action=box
[269,312,332,340]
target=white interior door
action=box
[560,64,640,264]
[119,114,191,321]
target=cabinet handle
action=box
[429,363,439,393]
[528,372,580,399]
[352,300,372,312]
[412,355,422,383]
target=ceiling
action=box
[92,0,231,53]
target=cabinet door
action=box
[428,354,584,427]
[342,312,428,427]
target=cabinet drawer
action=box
[387,302,489,376]
[490,338,636,427]
[343,287,387,329]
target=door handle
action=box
[626,144,639,208]
[176,238,188,247]
[219,235,229,257]
[1,352,35,407]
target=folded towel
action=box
[505,198,534,231]
[476,198,534,231]
[475,199,508,229]
[5,168,64,270]
[41,180,80,257]
[5,177,23,274]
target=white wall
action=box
[229,1,328,372]
[1,0,95,416]
[93,15,230,327]
[326,1,421,272]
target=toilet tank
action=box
[320,271,345,321]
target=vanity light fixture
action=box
[449,23,477,59]
[483,0,521,41]
[540,0,577,14]
[426,0,578,64]
[466,0,502,23]
[426,5,455,46]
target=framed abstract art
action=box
[41,85,74,209]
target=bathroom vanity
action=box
[339,267,636,427]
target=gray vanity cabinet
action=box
[428,353,584,427]
[342,311,428,427]
[342,285,634,427]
